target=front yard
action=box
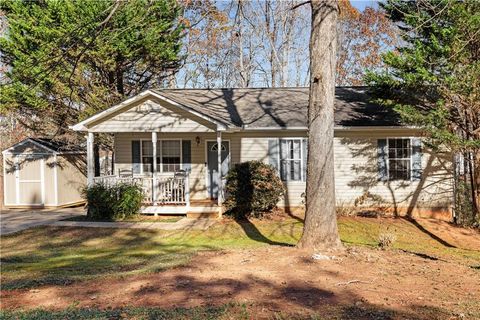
[1,215,479,319]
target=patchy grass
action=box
[0,216,478,290]
[338,217,480,264]
[0,301,464,320]
[62,214,183,223]
[0,303,250,320]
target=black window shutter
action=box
[268,139,280,173]
[377,139,388,182]
[182,140,192,172]
[302,138,308,182]
[131,140,141,174]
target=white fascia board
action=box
[240,126,308,131]
[57,151,86,155]
[2,138,58,155]
[334,125,420,131]
[228,125,418,133]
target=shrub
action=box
[82,182,144,221]
[224,160,284,218]
[378,232,396,249]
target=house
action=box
[71,87,454,219]
[2,138,86,208]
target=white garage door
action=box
[16,155,44,205]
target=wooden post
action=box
[152,132,158,210]
[185,172,190,208]
[217,131,223,206]
[87,132,94,186]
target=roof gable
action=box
[87,98,215,132]
[2,138,85,155]
[71,90,227,132]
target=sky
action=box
[350,0,380,11]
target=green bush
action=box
[224,160,284,218]
[82,182,144,221]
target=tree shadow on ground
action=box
[2,262,459,320]
[233,218,293,246]
[401,217,456,248]
[0,226,216,290]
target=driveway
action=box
[0,208,85,235]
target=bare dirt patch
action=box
[2,244,479,319]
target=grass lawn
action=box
[62,214,183,223]
[0,302,444,320]
[0,303,251,320]
[1,216,478,291]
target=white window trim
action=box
[278,138,306,183]
[386,137,414,182]
[138,139,183,175]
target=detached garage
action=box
[2,138,86,208]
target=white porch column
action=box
[152,131,158,207]
[87,132,94,186]
[217,131,223,206]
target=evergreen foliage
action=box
[0,0,184,141]
[367,0,480,224]
[224,161,284,218]
[83,182,144,221]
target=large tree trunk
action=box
[298,0,342,250]
[473,151,480,219]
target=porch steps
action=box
[187,200,221,219]
[186,209,221,219]
[141,200,222,219]
[141,205,188,215]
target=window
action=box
[387,138,411,181]
[141,141,158,173]
[280,139,303,181]
[161,140,181,172]
[140,140,180,173]
[210,143,227,152]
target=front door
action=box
[207,141,230,199]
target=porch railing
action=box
[92,173,190,205]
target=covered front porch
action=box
[70,90,232,217]
[86,130,228,217]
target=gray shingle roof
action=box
[152,86,402,128]
[30,138,84,152]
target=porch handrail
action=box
[92,172,190,205]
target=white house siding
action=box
[2,140,86,207]
[56,155,86,205]
[3,154,17,205]
[333,130,453,217]
[233,131,307,208]
[42,155,56,205]
[88,98,215,133]
[113,129,453,217]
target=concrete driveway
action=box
[0,208,85,235]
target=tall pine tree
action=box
[0,0,184,142]
[367,0,480,225]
